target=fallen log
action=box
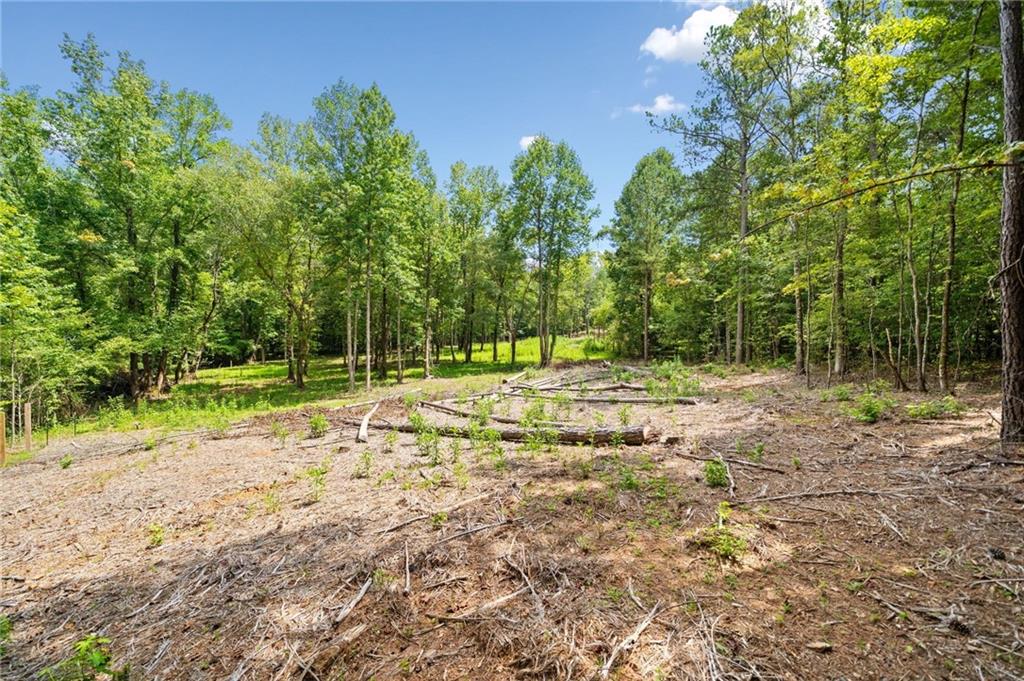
[418,400,570,428]
[529,393,704,405]
[518,382,648,393]
[336,417,655,446]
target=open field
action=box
[2,362,1022,679]
[27,336,614,443]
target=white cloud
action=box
[640,4,738,63]
[519,135,539,150]
[628,94,687,115]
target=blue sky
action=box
[1,1,739,232]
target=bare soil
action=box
[2,365,1023,680]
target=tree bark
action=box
[735,134,750,365]
[940,5,984,394]
[999,0,1024,443]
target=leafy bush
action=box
[848,391,895,423]
[40,634,129,681]
[59,454,73,469]
[703,458,728,488]
[308,413,329,438]
[906,395,965,419]
[702,363,728,379]
[147,523,165,547]
[690,502,746,560]
[820,385,852,402]
[0,614,11,657]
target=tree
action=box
[509,136,597,367]
[604,148,684,360]
[998,0,1024,443]
[655,17,772,364]
[447,162,503,363]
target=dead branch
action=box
[336,417,656,446]
[598,601,663,680]
[356,402,381,443]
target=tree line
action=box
[2,0,1023,444]
[600,0,1023,442]
[0,35,599,431]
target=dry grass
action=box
[1,364,1022,679]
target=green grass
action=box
[44,335,613,440]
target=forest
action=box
[2,1,1022,440]
[2,0,1024,679]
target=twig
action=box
[403,542,411,596]
[598,601,663,679]
[332,577,372,624]
[377,492,492,534]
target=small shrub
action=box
[270,421,289,446]
[143,435,158,451]
[702,363,728,379]
[0,614,11,657]
[617,464,641,491]
[262,487,282,513]
[453,460,470,489]
[403,392,421,409]
[473,398,494,426]
[353,449,374,479]
[848,392,895,423]
[743,442,764,463]
[59,454,73,469]
[383,429,399,452]
[703,458,728,488]
[692,526,746,560]
[147,523,165,547]
[821,385,853,402]
[40,634,129,681]
[305,458,330,501]
[616,405,633,426]
[430,511,448,529]
[906,395,965,419]
[308,413,329,438]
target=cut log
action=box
[418,400,570,428]
[530,393,703,405]
[337,418,655,446]
[356,402,381,443]
[522,382,647,392]
[502,370,527,384]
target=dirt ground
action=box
[2,364,1023,680]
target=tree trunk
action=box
[832,211,847,376]
[347,290,355,391]
[365,254,372,392]
[735,136,749,365]
[940,5,984,394]
[642,269,651,362]
[999,0,1024,443]
[396,290,403,384]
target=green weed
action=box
[308,413,329,438]
[703,458,729,488]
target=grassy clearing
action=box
[48,336,613,439]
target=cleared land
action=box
[1,362,1022,679]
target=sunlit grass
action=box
[48,335,614,438]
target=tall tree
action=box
[604,148,684,360]
[999,0,1024,443]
